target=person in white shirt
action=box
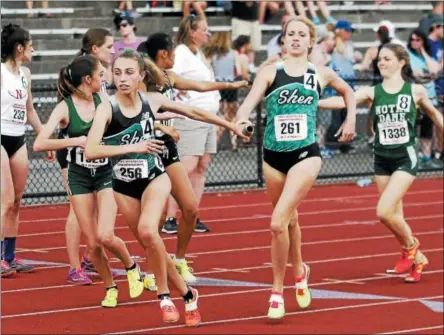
[1,24,54,277]
[267,14,290,58]
[168,15,219,233]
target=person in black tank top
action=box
[319,43,444,283]
[84,49,249,326]
[35,55,146,307]
[236,17,356,320]
[136,33,249,280]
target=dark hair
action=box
[176,14,205,46]
[57,55,100,103]
[232,35,250,51]
[77,28,112,56]
[113,49,166,89]
[113,11,137,32]
[380,43,422,84]
[137,32,174,62]
[377,27,391,45]
[407,29,432,56]
[1,23,31,63]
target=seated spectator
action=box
[284,1,335,25]
[418,1,443,36]
[183,1,207,19]
[112,11,144,60]
[25,0,50,18]
[310,25,335,66]
[259,1,283,24]
[232,35,251,80]
[259,33,287,71]
[267,14,290,58]
[407,29,441,168]
[333,20,359,63]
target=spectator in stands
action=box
[310,25,335,67]
[166,15,217,233]
[258,1,282,24]
[407,29,442,168]
[333,20,359,63]
[25,0,49,18]
[284,1,335,25]
[230,1,261,73]
[117,1,134,15]
[203,31,246,150]
[267,14,290,58]
[427,16,444,97]
[418,1,443,37]
[232,35,251,81]
[182,1,207,19]
[112,11,143,60]
[259,33,287,71]
[359,20,405,83]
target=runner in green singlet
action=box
[84,49,249,327]
[236,16,356,320]
[34,55,144,308]
[319,43,444,283]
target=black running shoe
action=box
[162,217,178,234]
[194,218,210,233]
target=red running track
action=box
[1,178,443,334]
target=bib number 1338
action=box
[275,114,307,141]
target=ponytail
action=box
[57,66,75,103]
[142,56,167,89]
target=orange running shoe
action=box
[160,299,180,323]
[184,288,201,327]
[390,238,420,274]
[404,254,429,283]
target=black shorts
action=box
[220,89,238,103]
[56,148,68,169]
[263,143,321,175]
[112,170,165,200]
[158,134,180,168]
[374,149,418,177]
[1,135,25,158]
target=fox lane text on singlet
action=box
[371,82,417,157]
[103,93,164,183]
[264,62,321,152]
[65,94,109,168]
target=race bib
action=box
[275,114,307,141]
[75,148,108,168]
[114,159,149,183]
[12,106,26,124]
[378,121,409,145]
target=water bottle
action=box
[357,178,372,187]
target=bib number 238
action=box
[275,114,307,141]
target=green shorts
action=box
[67,163,113,196]
[374,147,418,177]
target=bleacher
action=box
[1,1,433,82]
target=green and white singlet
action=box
[264,62,322,152]
[103,92,164,185]
[370,82,417,157]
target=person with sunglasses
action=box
[112,11,143,60]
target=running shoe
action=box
[404,253,429,283]
[143,274,157,291]
[162,217,178,234]
[101,287,118,308]
[267,291,285,320]
[194,218,210,233]
[388,238,420,274]
[173,257,196,284]
[160,298,180,323]
[8,257,34,273]
[127,264,144,298]
[66,268,93,285]
[81,256,120,278]
[295,263,312,309]
[184,288,201,327]
[1,260,16,278]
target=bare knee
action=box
[377,203,393,224]
[181,203,198,223]
[138,225,158,248]
[1,196,15,215]
[87,238,103,253]
[97,231,115,247]
[270,214,286,235]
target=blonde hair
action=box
[283,16,317,54]
[203,31,231,59]
[175,14,205,46]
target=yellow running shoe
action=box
[101,287,118,308]
[127,264,144,298]
[143,274,157,291]
[267,292,285,320]
[173,257,196,284]
[295,263,312,309]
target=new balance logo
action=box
[299,151,308,159]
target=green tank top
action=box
[370,82,417,157]
[65,94,109,168]
[102,93,164,183]
[263,62,321,152]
